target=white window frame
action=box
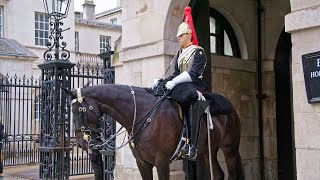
[35,12,50,46]
[0,6,4,38]
[110,18,117,25]
[75,31,79,52]
[34,95,40,121]
[100,35,111,53]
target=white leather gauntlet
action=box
[165,71,192,90]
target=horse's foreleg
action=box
[221,146,244,180]
[155,163,170,180]
[136,159,154,180]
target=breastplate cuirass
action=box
[179,50,196,73]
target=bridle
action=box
[72,86,170,151]
[72,88,105,149]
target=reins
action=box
[74,86,171,152]
[97,86,171,151]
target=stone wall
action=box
[212,55,259,179]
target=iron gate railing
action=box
[0,61,116,178]
[0,75,41,166]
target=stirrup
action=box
[181,145,197,160]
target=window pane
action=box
[99,35,111,53]
[110,18,117,24]
[209,8,241,58]
[224,31,233,56]
[75,32,79,52]
[0,6,3,38]
[210,36,216,53]
[35,13,49,46]
[210,17,216,34]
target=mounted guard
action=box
[66,6,244,180]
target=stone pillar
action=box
[285,1,320,179]
[83,0,95,20]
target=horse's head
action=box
[63,87,103,151]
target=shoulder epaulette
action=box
[195,45,204,50]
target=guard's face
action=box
[177,33,191,47]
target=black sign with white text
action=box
[302,51,320,103]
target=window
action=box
[34,95,40,121]
[110,18,117,25]
[75,11,83,19]
[0,6,3,38]
[75,32,79,52]
[209,9,240,58]
[35,13,49,46]
[100,35,111,53]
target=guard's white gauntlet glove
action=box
[152,78,162,89]
[165,71,192,90]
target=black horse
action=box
[64,84,244,180]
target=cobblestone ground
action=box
[1,175,29,180]
[2,165,94,180]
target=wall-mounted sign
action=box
[302,51,320,103]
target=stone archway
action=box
[163,0,189,43]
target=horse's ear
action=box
[62,88,76,99]
[85,80,91,87]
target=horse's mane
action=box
[80,84,155,97]
[79,84,233,116]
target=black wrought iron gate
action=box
[0,75,41,166]
[0,60,116,178]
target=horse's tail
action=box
[236,151,245,180]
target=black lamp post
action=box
[38,0,74,179]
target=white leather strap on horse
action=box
[70,88,84,104]
[77,88,83,103]
[129,85,137,138]
[197,91,213,129]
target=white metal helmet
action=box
[176,22,192,37]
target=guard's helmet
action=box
[176,22,192,37]
[177,6,198,45]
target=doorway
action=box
[274,28,295,180]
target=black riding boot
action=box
[180,100,211,160]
